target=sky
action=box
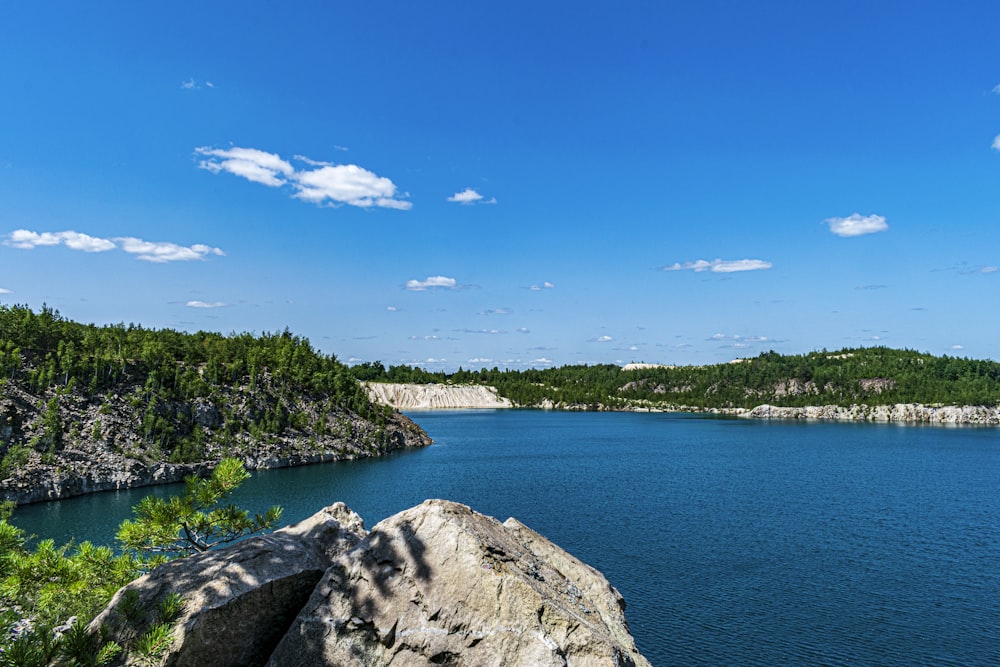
[2,1,999,371]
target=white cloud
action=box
[529,281,556,291]
[293,164,411,209]
[447,188,483,204]
[116,238,225,263]
[951,344,965,350]
[186,300,226,309]
[994,84,1000,94]
[0,288,11,294]
[196,146,411,209]
[993,134,1000,151]
[61,231,118,252]
[596,335,613,342]
[826,213,889,237]
[406,275,457,291]
[481,308,512,316]
[386,306,398,311]
[196,146,294,187]
[467,358,493,364]
[4,230,219,262]
[446,188,496,205]
[4,229,115,252]
[531,358,554,366]
[517,327,530,333]
[663,258,773,273]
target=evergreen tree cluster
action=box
[352,347,1000,409]
[0,305,395,475]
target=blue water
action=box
[11,410,1000,665]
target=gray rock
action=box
[89,500,651,666]
[268,500,651,666]
[90,503,366,667]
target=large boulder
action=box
[268,500,650,666]
[89,502,367,667]
[89,500,650,667]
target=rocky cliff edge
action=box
[89,499,650,667]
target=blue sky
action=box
[2,1,999,371]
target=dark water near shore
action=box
[12,410,1000,665]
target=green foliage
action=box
[0,458,268,662]
[353,346,1000,410]
[0,304,392,471]
[117,458,282,558]
[134,622,173,665]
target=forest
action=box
[351,347,1000,409]
[0,304,419,497]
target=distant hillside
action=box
[351,347,1000,412]
[0,305,430,504]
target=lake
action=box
[11,410,1000,665]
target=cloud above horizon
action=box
[447,188,496,205]
[826,213,889,237]
[186,300,227,309]
[0,288,11,294]
[663,258,773,273]
[405,275,458,291]
[993,134,1000,151]
[195,146,411,210]
[4,230,224,263]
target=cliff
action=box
[364,382,513,410]
[0,380,430,505]
[89,499,651,666]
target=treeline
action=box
[0,304,389,467]
[351,347,1000,409]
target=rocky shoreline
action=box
[739,402,1000,425]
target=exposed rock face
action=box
[744,403,1000,424]
[0,381,431,505]
[365,382,513,410]
[91,500,650,667]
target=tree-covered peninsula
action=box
[0,305,429,504]
[352,347,1000,412]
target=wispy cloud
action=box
[4,230,224,263]
[992,134,1000,151]
[0,288,11,294]
[456,328,506,335]
[663,258,772,273]
[826,213,888,237]
[951,344,965,350]
[856,284,888,290]
[186,300,227,309]
[959,265,998,275]
[595,335,613,342]
[386,306,398,312]
[528,281,555,291]
[181,78,215,90]
[447,188,496,205]
[480,308,512,316]
[195,146,411,210]
[405,275,457,291]
[708,333,773,349]
[117,238,225,263]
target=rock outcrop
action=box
[90,500,650,667]
[0,382,431,505]
[365,382,513,410]
[743,403,1000,425]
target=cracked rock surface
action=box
[92,500,650,667]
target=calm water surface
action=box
[12,410,1000,665]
